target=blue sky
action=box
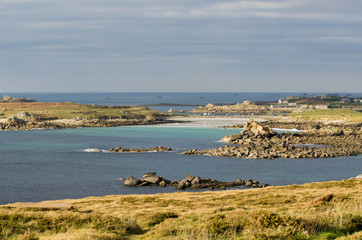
[0,0,361,92]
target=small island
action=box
[0,99,169,130]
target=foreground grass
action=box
[1,179,361,239]
[289,109,362,122]
[0,102,166,120]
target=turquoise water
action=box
[0,126,361,205]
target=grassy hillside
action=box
[289,109,362,122]
[1,179,361,239]
[0,102,166,120]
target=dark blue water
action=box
[2,92,361,112]
[0,126,361,205]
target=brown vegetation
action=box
[1,179,361,239]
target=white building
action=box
[315,105,328,110]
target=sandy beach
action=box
[160,115,269,128]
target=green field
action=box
[0,102,166,121]
[289,109,362,122]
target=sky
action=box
[0,0,361,92]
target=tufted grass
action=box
[1,178,361,239]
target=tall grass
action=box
[0,209,139,240]
[1,179,361,239]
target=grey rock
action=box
[137,181,150,186]
[142,175,161,184]
[124,176,140,186]
[177,181,187,189]
[142,172,161,184]
[159,181,167,187]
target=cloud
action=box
[20,20,112,29]
[0,0,361,91]
[216,1,299,10]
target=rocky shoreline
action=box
[0,118,177,131]
[123,172,269,190]
[222,119,362,131]
[183,119,362,159]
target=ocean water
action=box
[0,126,361,205]
[0,92,361,204]
[2,92,361,112]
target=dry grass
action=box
[1,179,361,239]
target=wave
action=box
[83,148,109,153]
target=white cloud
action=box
[216,1,299,10]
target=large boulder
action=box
[142,172,161,184]
[242,118,275,137]
[221,134,243,143]
[124,176,140,186]
[191,176,201,185]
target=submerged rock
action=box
[109,146,173,153]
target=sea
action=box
[0,92,361,205]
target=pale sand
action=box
[160,115,269,128]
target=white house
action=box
[315,105,328,110]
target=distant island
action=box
[0,94,36,103]
[180,94,362,121]
[0,97,169,130]
[1,94,361,130]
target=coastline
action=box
[159,115,270,128]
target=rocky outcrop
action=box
[124,176,141,186]
[222,119,362,132]
[241,118,276,137]
[109,146,173,153]
[185,120,362,159]
[122,173,269,190]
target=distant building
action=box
[278,98,288,104]
[354,98,362,103]
[288,103,297,106]
[315,105,328,110]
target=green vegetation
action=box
[0,210,140,239]
[1,179,361,239]
[0,102,166,120]
[289,109,362,122]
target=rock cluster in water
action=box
[109,146,173,153]
[123,172,269,190]
[183,118,362,159]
